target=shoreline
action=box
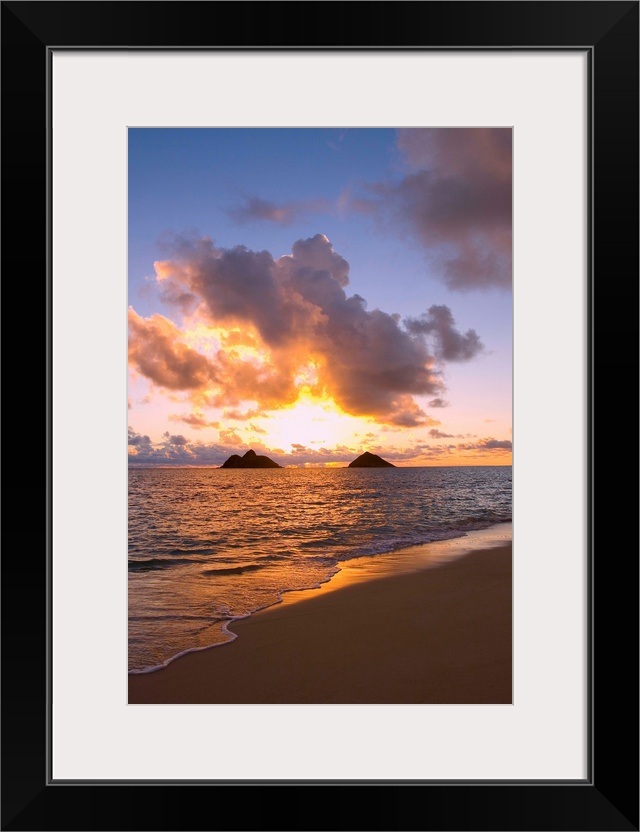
[129,529,512,704]
[128,523,512,675]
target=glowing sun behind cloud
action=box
[256,395,361,450]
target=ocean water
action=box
[128,466,512,672]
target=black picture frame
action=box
[2,2,638,830]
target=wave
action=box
[128,619,245,674]
[128,557,195,572]
[330,517,512,563]
[201,563,270,577]
[129,552,292,573]
[128,566,341,674]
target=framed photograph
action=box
[3,1,637,830]
[125,122,515,706]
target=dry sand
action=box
[129,542,512,705]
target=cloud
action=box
[429,428,473,440]
[229,196,330,225]
[397,128,511,291]
[127,430,339,468]
[429,429,455,439]
[351,128,511,291]
[158,128,511,302]
[170,413,220,430]
[162,432,189,446]
[127,432,298,467]
[288,234,350,286]
[405,305,483,362]
[457,437,512,451]
[127,428,510,468]
[362,442,453,462]
[128,309,218,390]
[130,234,486,427]
[128,427,153,454]
[129,307,297,411]
[427,397,449,408]
[479,438,512,450]
[223,407,267,422]
[128,429,227,465]
[218,428,244,447]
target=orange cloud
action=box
[169,412,220,430]
[128,309,216,391]
[130,235,487,427]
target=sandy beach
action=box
[129,539,512,705]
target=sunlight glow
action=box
[256,395,362,450]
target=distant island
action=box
[220,449,282,469]
[348,452,396,468]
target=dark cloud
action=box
[480,438,512,450]
[157,282,198,316]
[351,128,511,291]
[429,428,471,439]
[405,305,483,362]
[288,234,350,286]
[132,234,486,427]
[128,427,153,452]
[427,397,449,408]
[457,437,512,451]
[397,128,511,290]
[429,429,455,439]
[128,431,227,466]
[163,432,189,446]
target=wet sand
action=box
[129,541,512,705]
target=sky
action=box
[128,128,512,467]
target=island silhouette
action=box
[220,449,282,469]
[348,452,395,468]
[219,449,396,468]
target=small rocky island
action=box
[348,452,396,468]
[220,449,282,469]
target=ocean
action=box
[128,465,512,672]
